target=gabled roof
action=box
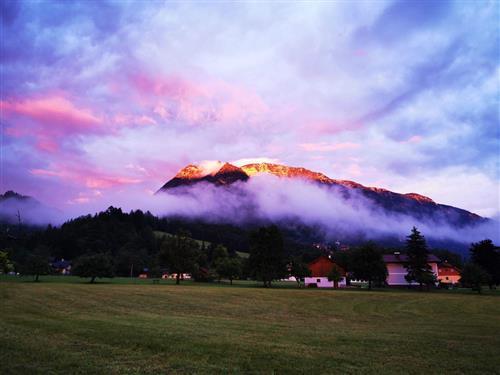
[308,256,345,277]
[51,259,72,268]
[438,262,461,273]
[383,254,441,263]
[308,255,334,266]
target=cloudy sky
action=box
[1,0,499,217]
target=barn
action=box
[437,261,461,285]
[304,256,346,288]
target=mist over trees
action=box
[1,206,498,292]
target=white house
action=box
[383,253,440,286]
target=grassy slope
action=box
[1,280,499,374]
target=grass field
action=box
[1,278,499,374]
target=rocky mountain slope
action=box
[157,162,483,227]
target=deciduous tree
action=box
[0,250,14,274]
[289,257,311,288]
[327,265,344,289]
[159,230,199,285]
[460,263,490,294]
[216,257,242,285]
[24,254,51,282]
[248,226,286,287]
[73,253,114,283]
[470,239,500,288]
[349,242,388,289]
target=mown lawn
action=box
[1,279,499,374]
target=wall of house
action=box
[305,276,346,288]
[438,274,460,284]
[386,263,439,285]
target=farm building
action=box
[383,253,440,286]
[50,259,72,275]
[437,261,461,285]
[305,255,346,288]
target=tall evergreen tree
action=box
[404,227,436,289]
[248,225,286,287]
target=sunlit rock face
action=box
[157,162,483,227]
[158,163,249,190]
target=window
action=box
[317,279,321,283]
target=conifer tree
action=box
[404,227,436,289]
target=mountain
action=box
[158,162,249,190]
[0,190,62,226]
[0,190,32,202]
[157,162,483,228]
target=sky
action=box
[1,0,499,219]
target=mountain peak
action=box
[174,164,204,179]
[216,162,243,175]
[156,160,484,226]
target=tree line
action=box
[1,208,498,292]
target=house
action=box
[437,261,461,285]
[162,273,191,280]
[304,255,346,288]
[383,252,440,286]
[50,259,72,275]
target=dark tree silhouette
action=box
[327,265,344,289]
[216,257,242,285]
[350,242,388,289]
[404,227,436,289]
[24,254,51,282]
[470,239,500,288]
[72,253,114,283]
[460,263,490,294]
[289,256,311,288]
[248,226,286,287]
[159,230,199,285]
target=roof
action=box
[308,256,345,277]
[438,262,461,274]
[51,259,72,268]
[383,254,441,263]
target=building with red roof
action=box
[437,261,461,285]
[305,255,346,288]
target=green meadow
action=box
[1,277,499,374]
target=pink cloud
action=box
[2,96,101,132]
[402,135,423,144]
[300,142,360,152]
[30,165,142,189]
[126,72,268,126]
[2,95,104,153]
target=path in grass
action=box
[1,281,499,374]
